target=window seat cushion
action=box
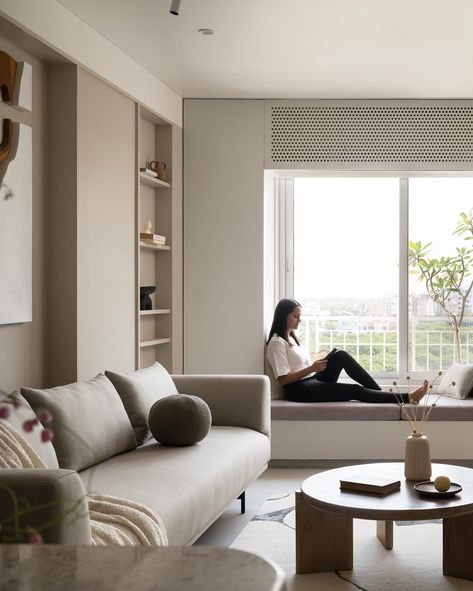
[402,397,473,421]
[271,400,401,421]
[272,397,473,421]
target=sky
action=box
[294,177,473,300]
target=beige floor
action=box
[195,468,317,546]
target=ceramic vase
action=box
[404,432,432,481]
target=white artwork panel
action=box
[12,62,32,112]
[0,122,32,324]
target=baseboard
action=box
[269,458,473,469]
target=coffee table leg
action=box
[444,514,473,580]
[376,520,393,549]
[295,490,353,574]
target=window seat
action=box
[270,397,473,463]
[271,400,400,420]
[271,397,473,421]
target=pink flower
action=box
[27,528,44,544]
[0,406,10,419]
[22,418,39,432]
[37,408,53,425]
[12,398,21,409]
[41,428,54,443]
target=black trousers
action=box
[283,349,409,404]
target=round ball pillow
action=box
[148,394,212,446]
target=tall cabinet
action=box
[136,105,182,372]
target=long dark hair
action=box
[267,298,301,345]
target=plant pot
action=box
[404,432,431,481]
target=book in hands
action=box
[340,475,401,495]
[313,348,338,362]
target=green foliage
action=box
[408,208,473,362]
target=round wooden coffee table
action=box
[296,462,473,580]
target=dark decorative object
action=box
[149,160,167,182]
[140,286,155,310]
[148,394,212,446]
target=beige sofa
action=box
[0,366,270,545]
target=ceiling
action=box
[56,0,473,99]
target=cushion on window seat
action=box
[271,400,401,421]
[402,396,473,421]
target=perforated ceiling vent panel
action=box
[265,100,473,170]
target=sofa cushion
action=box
[106,362,179,445]
[437,364,473,399]
[21,374,136,471]
[0,391,59,469]
[271,399,402,420]
[148,394,212,446]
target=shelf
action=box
[140,338,171,348]
[139,172,170,189]
[137,107,180,372]
[140,241,171,251]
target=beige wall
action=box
[183,100,265,374]
[46,67,136,384]
[1,23,177,391]
[0,0,182,126]
[46,64,78,386]
[171,124,183,372]
[76,68,136,379]
[0,35,47,393]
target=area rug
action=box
[230,493,473,591]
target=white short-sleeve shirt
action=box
[266,335,314,380]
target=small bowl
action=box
[414,481,462,499]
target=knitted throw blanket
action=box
[0,420,168,546]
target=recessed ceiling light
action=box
[198,28,215,35]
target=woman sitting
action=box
[267,298,427,404]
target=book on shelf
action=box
[339,475,401,495]
[139,167,158,178]
[140,232,166,243]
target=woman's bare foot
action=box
[409,379,429,404]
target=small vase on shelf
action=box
[140,286,156,311]
[404,432,431,481]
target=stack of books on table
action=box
[140,232,166,245]
[339,476,401,495]
[140,167,158,178]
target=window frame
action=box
[277,172,473,383]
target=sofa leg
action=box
[238,491,246,514]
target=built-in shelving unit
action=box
[136,104,180,371]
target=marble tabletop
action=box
[0,544,286,591]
